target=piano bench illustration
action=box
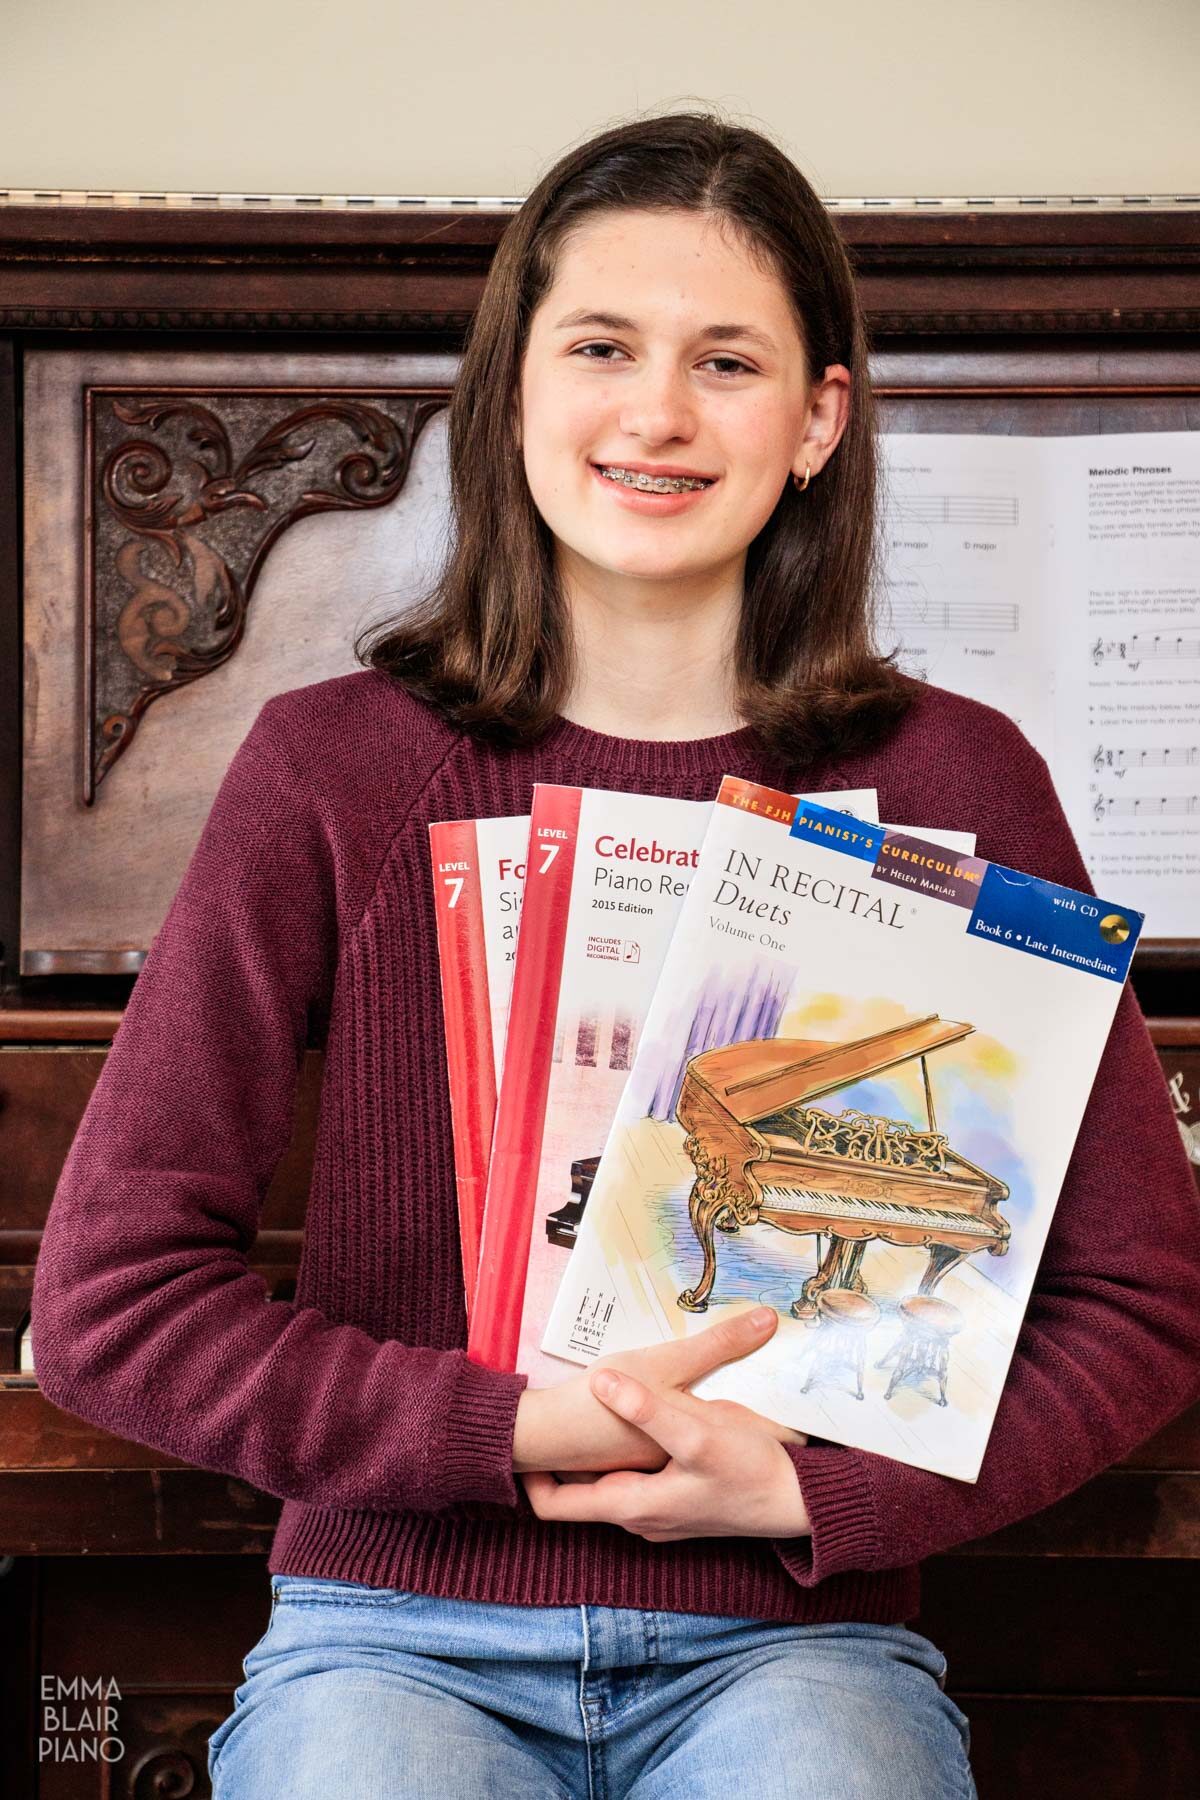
[674,1018,1011,1318]
[797,1288,882,1401]
[875,1295,965,1407]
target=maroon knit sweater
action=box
[31,668,1200,1625]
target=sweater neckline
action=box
[533,711,770,780]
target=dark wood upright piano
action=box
[2,196,1198,1799]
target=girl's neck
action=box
[560,569,744,742]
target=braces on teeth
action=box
[598,466,711,493]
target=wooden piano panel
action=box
[0,1557,272,1800]
[19,350,455,977]
[0,1029,317,1561]
[920,1557,1200,1799]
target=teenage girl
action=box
[33,109,1200,1800]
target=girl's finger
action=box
[654,1305,778,1391]
[521,1465,655,1526]
[589,1368,707,1467]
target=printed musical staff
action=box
[1090,631,1200,669]
[1092,743,1200,777]
[1091,791,1200,822]
[890,494,1020,526]
[885,596,1020,633]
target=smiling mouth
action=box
[592,464,716,494]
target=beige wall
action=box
[0,0,1196,200]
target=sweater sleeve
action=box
[30,700,529,1515]
[772,724,1200,1588]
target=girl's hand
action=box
[522,1366,811,1541]
[514,1309,811,1542]
[512,1306,802,1478]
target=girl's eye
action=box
[571,343,754,378]
[704,355,755,377]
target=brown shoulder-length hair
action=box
[355,107,913,763]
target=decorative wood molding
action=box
[84,386,447,799]
[1,204,1199,338]
[5,303,1198,337]
[3,307,479,334]
[869,308,1200,335]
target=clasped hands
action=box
[512,1307,811,1543]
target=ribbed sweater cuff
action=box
[772,1444,883,1587]
[435,1354,530,1510]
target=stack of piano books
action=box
[429,785,873,1341]
[459,783,879,1385]
[538,779,1144,1481]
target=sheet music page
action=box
[877,431,1200,938]
[876,432,1057,758]
[1050,433,1200,940]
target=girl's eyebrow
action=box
[552,308,778,353]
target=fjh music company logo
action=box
[38,1675,125,1765]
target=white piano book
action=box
[541,779,1143,1480]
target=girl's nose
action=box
[618,364,699,446]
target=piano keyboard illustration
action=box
[757,1186,997,1234]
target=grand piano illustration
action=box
[674,1015,1010,1319]
[546,1155,602,1248]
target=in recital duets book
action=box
[467,783,880,1381]
[541,780,1144,1481]
[428,814,530,1318]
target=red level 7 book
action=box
[428,814,530,1317]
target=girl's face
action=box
[518,207,848,590]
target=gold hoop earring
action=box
[792,463,812,492]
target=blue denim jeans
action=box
[208,1574,976,1799]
